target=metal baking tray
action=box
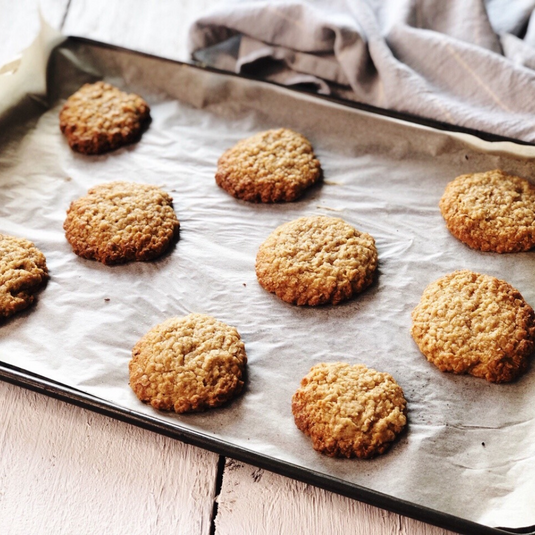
[1,37,535,535]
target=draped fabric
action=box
[189,0,535,142]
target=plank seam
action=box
[60,0,73,31]
[210,455,226,535]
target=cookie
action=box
[0,234,48,319]
[59,81,150,155]
[439,169,535,253]
[411,270,535,383]
[215,128,322,202]
[255,216,377,306]
[129,313,247,413]
[292,362,407,458]
[64,181,179,265]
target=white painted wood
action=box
[38,0,70,28]
[0,382,219,535]
[0,0,69,66]
[63,0,224,62]
[215,459,456,535]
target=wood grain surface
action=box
[63,0,221,62]
[0,382,218,535]
[0,1,457,533]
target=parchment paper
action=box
[2,30,535,530]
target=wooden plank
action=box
[0,0,69,66]
[215,459,456,535]
[0,382,219,535]
[63,0,222,62]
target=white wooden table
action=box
[0,1,455,533]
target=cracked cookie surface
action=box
[129,313,247,413]
[439,169,535,253]
[292,362,407,458]
[255,216,377,306]
[411,270,535,383]
[215,128,321,202]
[0,234,48,318]
[64,181,179,265]
[59,81,150,155]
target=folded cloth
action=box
[189,0,535,143]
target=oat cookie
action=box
[215,128,322,202]
[255,216,377,306]
[292,362,407,458]
[129,313,247,413]
[59,81,150,155]
[411,270,535,383]
[0,234,48,319]
[439,169,535,253]
[64,181,179,265]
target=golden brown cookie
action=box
[292,362,407,458]
[129,313,247,413]
[64,181,179,265]
[439,169,535,253]
[255,216,377,306]
[215,128,322,202]
[411,270,535,383]
[0,234,48,319]
[59,81,150,155]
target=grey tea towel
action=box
[189,0,535,143]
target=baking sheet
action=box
[2,30,535,533]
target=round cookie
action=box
[64,181,180,265]
[255,216,377,306]
[215,128,322,203]
[292,362,407,458]
[439,169,535,253]
[129,313,247,413]
[0,234,48,318]
[59,81,151,155]
[411,270,535,383]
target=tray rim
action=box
[67,37,535,148]
[2,35,535,535]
